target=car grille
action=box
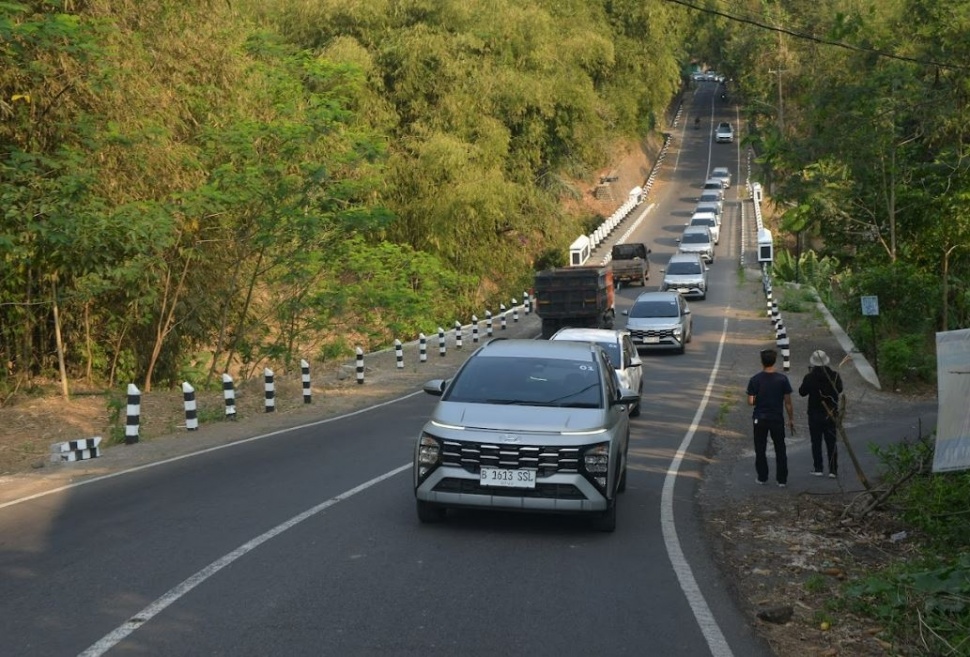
[628,328,676,340]
[440,439,580,476]
[432,478,585,499]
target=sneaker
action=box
[810,471,824,477]
[828,473,837,479]
[756,478,767,485]
[777,483,787,488]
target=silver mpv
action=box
[414,339,638,532]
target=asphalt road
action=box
[0,82,777,657]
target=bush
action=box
[878,334,935,389]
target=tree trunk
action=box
[51,279,70,400]
[144,252,193,392]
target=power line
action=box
[664,0,970,72]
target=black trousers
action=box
[753,418,788,484]
[808,412,838,475]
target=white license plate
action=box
[640,336,660,344]
[676,287,692,294]
[480,467,537,489]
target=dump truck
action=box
[534,266,616,339]
[609,242,651,287]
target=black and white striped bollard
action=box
[771,301,780,326]
[356,347,364,384]
[419,333,428,362]
[455,320,463,349]
[395,339,404,369]
[523,291,531,315]
[500,304,507,330]
[222,373,236,419]
[485,310,493,337]
[301,359,311,404]
[264,368,276,412]
[125,383,140,444]
[438,327,446,357]
[182,382,198,431]
[472,315,479,343]
[512,298,519,323]
[776,324,790,371]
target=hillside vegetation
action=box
[1,0,689,392]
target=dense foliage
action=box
[1,0,689,392]
[699,0,970,381]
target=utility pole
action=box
[768,67,785,134]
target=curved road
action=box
[0,82,774,657]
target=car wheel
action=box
[618,454,629,492]
[416,499,446,523]
[630,394,641,418]
[677,342,686,354]
[592,500,617,532]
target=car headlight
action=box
[673,325,683,337]
[417,434,441,479]
[583,444,610,489]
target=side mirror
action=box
[675,238,681,243]
[660,268,666,273]
[423,379,448,396]
[621,310,629,316]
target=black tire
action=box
[630,392,641,417]
[416,499,446,523]
[618,455,628,492]
[592,500,617,532]
[677,341,686,354]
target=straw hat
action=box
[809,350,830,367]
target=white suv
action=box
[661,252,709,300]
[550,327,644,417]
[677,225,715,263]
[715,122,734,143]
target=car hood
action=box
[679,243,711,253]
[626,316,682,330]
[433,402,606,433]
[664,273,706,285]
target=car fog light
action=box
[595,476,607,488]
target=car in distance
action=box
[715,122,734,143]
[660,252,709,300]
[550,327,643,417]
[413,338,638,532]
[703,177,725,192]
[698,190,724,215]
[623,291,693,354]
[688,212,720,244]
[695,200,722,225]
[711,167,731,188]
[677,225,715,263]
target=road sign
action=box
[861,295,879,316]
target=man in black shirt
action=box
[798,350,844,478]
[746,348,795,487]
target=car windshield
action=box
[630,299,679,318]
[444,356,603,408]
[594,341,620,368]
[691,218,715,228]
[700,193,720,203]
[682,232,710,244]
[667,262,702,275]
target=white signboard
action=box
[861,295,879,316]
[933,329,970,473]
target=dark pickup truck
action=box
[609,243,651,287]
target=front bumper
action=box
[415,468,608,512]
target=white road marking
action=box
[661,316,735,657]
[77,463,411,657]
[0,391,423,510]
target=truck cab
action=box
[609,243,651,287]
